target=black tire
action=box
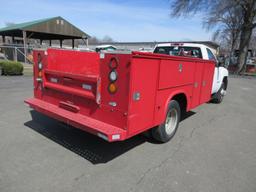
[212,82,226,103]
[142,129,153,139]
[152,100,181,143]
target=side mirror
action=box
[217,56,224,67]
[217,56,229,68]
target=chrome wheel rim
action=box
[220,83,226,99]
[165,108,178,135]
[220,88,226,96]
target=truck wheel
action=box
[213,82,226,103]
[152,100,180,143]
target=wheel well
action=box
[223,77,228,90]
[172,93,187,114]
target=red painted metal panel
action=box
[153,86,193,126]
[158,59,195,90]
[46,48,100,75]
[99,53,132,114]
[44,81,96,100]
[200,62,215,104]
[190,62,204,109]
[127,57,159,136]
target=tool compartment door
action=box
[190,62,204,108]
[127,57,159,135]
[158,59,195,89]
[200,61,215,104]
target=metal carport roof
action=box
[0,16,90,40]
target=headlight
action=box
[109,70,117,82]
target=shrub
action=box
[0,61,23,75]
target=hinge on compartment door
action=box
[179,63,183,72]
[96,78,101,104]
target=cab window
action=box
[206,48,216,61]
[154,46,202,58]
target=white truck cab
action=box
[153,43,229,103]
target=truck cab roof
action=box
[154,42,217,61]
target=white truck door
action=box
[206,48,220,94]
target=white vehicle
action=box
[95,45,117,52]
[153,43,229,103]
[138,47,154,53]
[0,53,7,61]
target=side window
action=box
[206,48,216,61]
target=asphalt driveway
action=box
[0,76,255,192]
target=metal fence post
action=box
[23,31,27,63]
[14,47,17,61]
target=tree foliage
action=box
[170,0,256,73]
[88,35,114,44]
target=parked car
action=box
[0,53,7,61]
[95,45,117,52]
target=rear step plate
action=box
[25,98,126,142]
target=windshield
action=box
[153,46,202,59]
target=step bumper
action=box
[25,98,127,142]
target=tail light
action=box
[35,53,43,82]
[109,70,118,82]
[108,82,117,94]
[108,57,118,94]
[38,71,42,78]
[37,53,43,80]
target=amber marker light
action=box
[108,83,117,94]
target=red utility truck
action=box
[25,47,221,142]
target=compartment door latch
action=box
[133,92,140,101]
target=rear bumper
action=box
[25,98,127,142]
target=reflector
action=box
[109,57,118,69]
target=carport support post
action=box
[40,39,43,45]
[12,36,17,61]
[72,39,74,49]
[14,47,17,62]
[2,36,5,44]
[60,40,63,48]
[86,38,88,46]
[22,30,27,63]
[49,40,52,47]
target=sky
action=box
[0,0,212,42]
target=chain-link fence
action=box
[0,45,33,64]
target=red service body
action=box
[25,48,215,142]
